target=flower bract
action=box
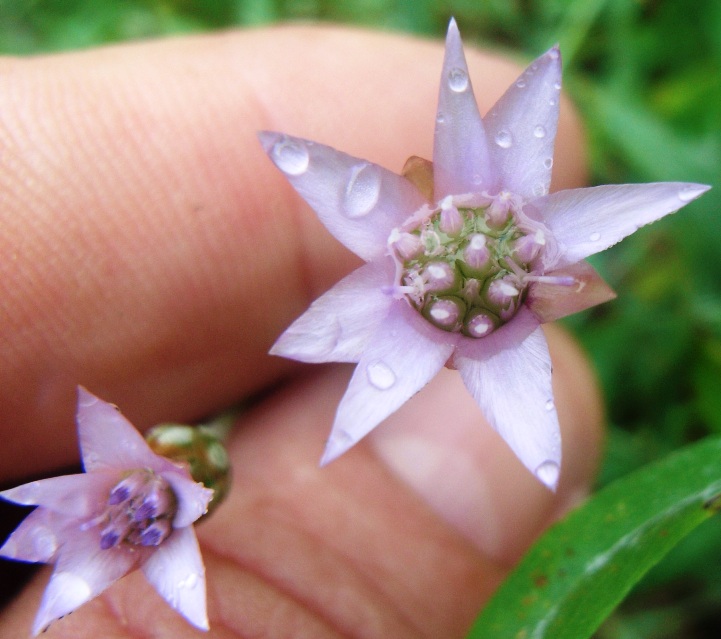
[0,387,213,635]
[260,19,709,490]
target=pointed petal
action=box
[270,260,392,363]
[32,528,139,635]
[0,472,116,517]
[484,46,562,199]
[433,18,494,199]
[321,301,456,464]
[160,470,214,528]
[538,182,711,268]
[453,308,561,489]
[527,261,617,323]
[77,387,162,472]
[142,526,208,630]
[0,508,68,563]
[259,132,425,262]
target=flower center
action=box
[98,469,177,550]
[389,192,546,337]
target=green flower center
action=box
[390,193,546,338]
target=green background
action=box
[2,1,720,636]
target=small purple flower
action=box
[0,387,213,635]
[260,19,709,490]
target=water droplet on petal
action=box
[532,183,547,197]
[535,460,560,489]
[553,81,562,90]
[543,157,554,169]
[549,98,557,106]
[494,129,513,149]
[678,185,704,202]
[179,573,200,590]
[272,138,309,176]
[589,232,601,242]
[516,79,526,89]
[448,67,469,92]
[344,163,381,218]
[436,111,446,124]
[366,360,396,390]
[548,48,560,61]
[533,125,546,138]
[31,526,58,559]
[545,399,555,411]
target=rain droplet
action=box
[543,157,554,169]
[179,573,200,589]
[553,81,562,90]
[272,137,309,176]
[532,183,547,197]
[448,67,469,92]
[31,526,57,559]
[535,461,560,489]
[366,360,396,390]
[549,98,557,106]
[678,185,703,202]
[589,232,601,242]
[533,125,546,138]
[545,399,555,411]
[548,48,560,61]
[344,163,381,218]
[516,79,526,89]
[436,111,446,124]
[494,129,513,149]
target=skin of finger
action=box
[0,325,599,638]
[0,25,587,482]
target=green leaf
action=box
[468,436,721,639]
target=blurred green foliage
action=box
[1,0,720,636]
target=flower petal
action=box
[321,301,457,465]
[270,259,392,363]
[537,182,711,268]
[0,472,117,517]
[160,469,214,528]
[0,508,68,563]
[142,525,208,630]
[258,131,425,262]
[433,18,494,199]
[484,46,561,199]
[527,260,617,323]
[77,386,162,472]
[32,528,139,635]
[452,308,561,489]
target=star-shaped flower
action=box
[259,19,708,490]
[0,387,213,635]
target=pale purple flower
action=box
[0,387,213,635]
[259,19,709,490]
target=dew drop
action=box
[532,183,547,197]
[678,185,703,202]
[516,79,526,89]
[179,573,199,590]
[589,232,601,242]
[553,81,562,90]
[494,129,513,149]
[271,137,309,176]
[533,125,546,139]
[436,111,446,124]
[366,360,396,390]
[549,98,557,106]
[545,399,555,411]
[31,526,57,560]
[535,460,560,489]
[548,48,560,61]
[448,67,469,92]
[344,163,381,218]
[543,157,554,169]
